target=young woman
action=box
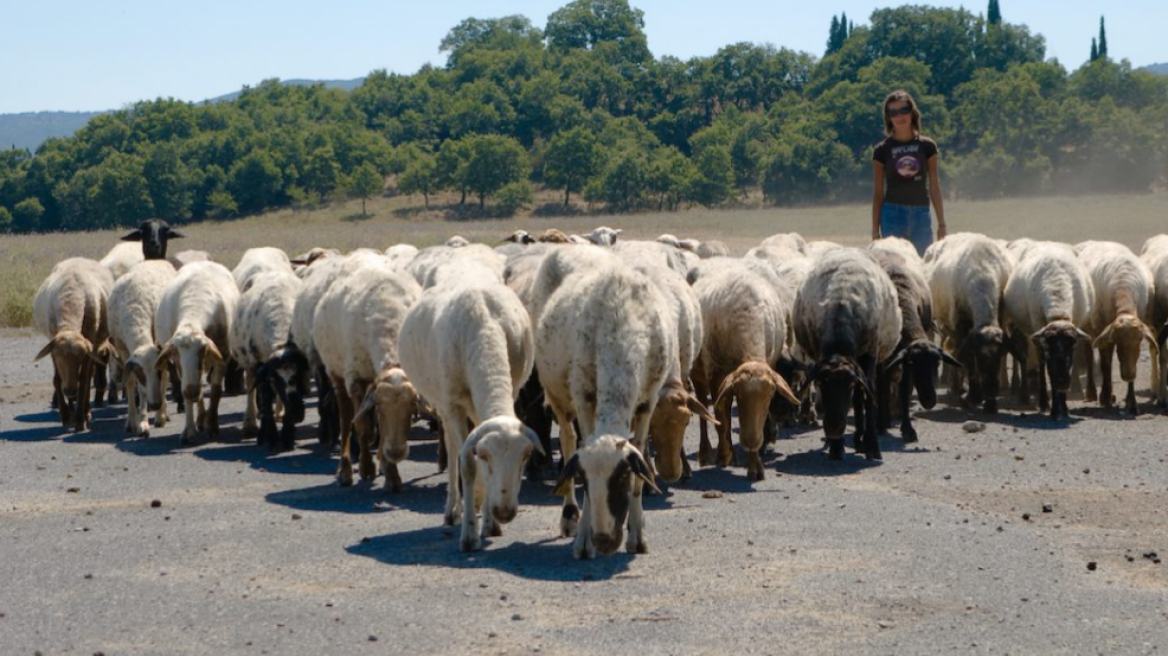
[871,90,946,255]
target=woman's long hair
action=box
[882,89,921,137]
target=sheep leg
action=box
[125,373,146,437]
[627,410,652,554]
[679,444,693,481]
[155,367,169,429]
[714,394,734,468]
[1100,344,1116,408]
[1125,381,1138,416]
[861,359,881,460]
[76,359,93,432]
[332,375,356,486]
[441,407,469,527]
[180,379,199,445]
[551,404,579,537]
[92,360,108,409]
[206,365,224,439]
[436,421,448,474]
[851,386,866,452]
[169,362,185,413]
[349,382,376,482]
[1083,341,1098,403]
[257,380,280,451]
[241,369,259,437]
[899,368,917,443]
[315,367,337,446]
[51,368,70,427]
[460,446,482,552]
[877,365,891,435]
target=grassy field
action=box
[2,191,1165,327]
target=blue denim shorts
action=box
[880,202,934,256]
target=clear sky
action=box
[2,0,1163,113]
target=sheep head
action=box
[714,361,798,458]
[1031,320,1091,393]
[649,382,718,483]
[1093,315,1159,382]
[353,367,417,464]
[885,339,962,410]
[121,218,185,260]
[34,330,97,406]
[461,416,543,528]
[808,355,873,441]
[957,325,1006,412]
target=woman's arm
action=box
[928,154,946,240]
[871,161,885,240]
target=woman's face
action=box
[887,100,913,131]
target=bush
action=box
[494,180,534,217]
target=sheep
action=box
[656,234,682,248]
[869,247,958,443]
[154,261,239,444]
[100,242,145,280]
[691,260,800,479]
[805,240,845,259]
[1075,241,1158,414]
[314,262,422,489]
[529,245,620,324]
[636,264,719,483]
[107,260,178,437]
[167,250,212,269]
[745,243,805,269]
[760,232,807,254]
[289,252,385,447]
[398,280,542,551]
[794,248,902,460]
[504,230,536,245]
[1003,244,1095,420]
[537,229,573,244]
[678,238,700,252]
[695,240,730,259]
[233,247,294,293]
[407,244,505,290]
[585,226,621,246]
[927,233,1013,413]
[384,243,420,269]
[1141,235,1168,405]
[230,270,309,451]
[290,247,340,277]
[446,235,471,248]
[120,218,185,260]
[540,264,672,558]
[33,258,115,431]
[612,240,689,277]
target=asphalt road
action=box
[1,329,1166,656]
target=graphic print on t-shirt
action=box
[890,143,923,181]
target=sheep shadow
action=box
[0,423,72,442]
[266,478,447,516]
[194,441,337,476]
[913,406,1084,431]
[346,527,632,581]
[772,446,883,478]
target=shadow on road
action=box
[346,527,633,581]
[266,480,448,515]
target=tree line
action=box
[1,0,1165,233]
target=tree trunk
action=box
[423,192,429,208]
[459,189,466,206]
[564,188,571,207]
[362,197,367,217]
[479,193,485,210]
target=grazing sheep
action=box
[585,226,622,246]
[695,240,730,259]
[314,263,422,489]
[1076,241,1158,414]
[233,247,294,293]
[33,258,115,431]
[407,244,505,290]
[537,229,573,244]
[399,280,541,551]
[927,233,1013,413]
[167,250,211,269]
[612,240,689,277]
[540,265,672,558]
[760,232,807,254]
[107,260,178,437]
[529,245,620,323]
[1141,235,1168,404]
[100,242,145,280]
[1003,244,1095,420]
[745,243,805,269]
[384,243,420,269]
[636,264,718,483]
[446,235,471,248]
[230,271,309,451]
[692,260,800,479]
[869,247,958,443]
[870,236,925,271]
[678,238,701,252]
[504,230,536,245]
[119,218,185,260]
[794,248,902,460]
[290,247,340,277]
[804,240,844,259]
[154,261,239,444]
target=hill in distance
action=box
[1141,62,1168,75]
[0,77,366,152]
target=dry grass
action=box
[2,190,1165,327]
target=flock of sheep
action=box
[30,218,1168,559]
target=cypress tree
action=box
[840,12,849,38]
[987,0,1001,25]
[1090,37,1098,62]
[827,15,841,55]
[1098,16,1108,58]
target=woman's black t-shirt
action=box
[873,135,938,207]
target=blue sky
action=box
[2,0,1163,113]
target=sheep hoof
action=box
[628,538,648,555]
[383,466,403,493]
[359,460,377,482]
[487,522,503,538]
[560,506,579,537]
[460,533,482,552]
[443,510,460,527]
[901,426,918,443]
[335,465,354,487]
[827,440,844,460]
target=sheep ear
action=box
[553,454,580,497]
[766,370,801,406]
[34,338,57,361]
[686,394,720,426]
[1140,322,1160,354]
[120,229,143,242]
[938,347,963,368]
[353,388,377,422]
[1091,324,1112,349]
[203,341,225,367]
[713,372,740,409]
[126,361,147,385]
[1029,328,1047,348]
[626,448,661,495]
[166,228,186,239]
[885,349,908,371]
[523,426,546,456]
[154,343,175,371]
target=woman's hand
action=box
[937,223,947,240]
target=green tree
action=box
[398,151,438,207]
[544,126,603,206]
[1098,16,1108,59]
[229,151,284,214]
[987,0,1002,25]
[347,162,384,216]
[302,147,341,198]
[545,0,651,63]
[439,16,543,68]
[687,142,735,207]
[0,206,11,233]
[436,137,473,205]
[144,143,194,221]
[13,197,44,233]
[586,148,650,211]
[1090,38,1098,62]
[463,135,529,209]
[646,146,695,210]
[827,16,843,56]
[494,180,534,216]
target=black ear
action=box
[937,346,963,368]
[553,454,580,497]
[885,349,908,370]
[626,449,661,494]
[165,228,186,239]
[120,229,143,242]
[1158,324,1168,349]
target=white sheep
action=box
[407,244,505,290]
[233,247,293,292]
[399,280,542,551]
[154,261,239,444]
[100,242,145,280]
[529,245,620,323]
[612,240,689,277]
[760,232,807,254]
[794,248,902,460]
[33,258,115,431]
[695,240,730,259]
[384,243,420,269]
[539,264,672,558]
[927,232,1013,413]
[1075,241,1157,414]
[230,270,308,450]
[1141,234,1168,404]
[167,250,212,269]
[314,262,422,489]
[691,259,799,479]
[1003,243,1095,420]
[585,226,622,246]
[107,260,177,437]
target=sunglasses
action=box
[886,105,913,117]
